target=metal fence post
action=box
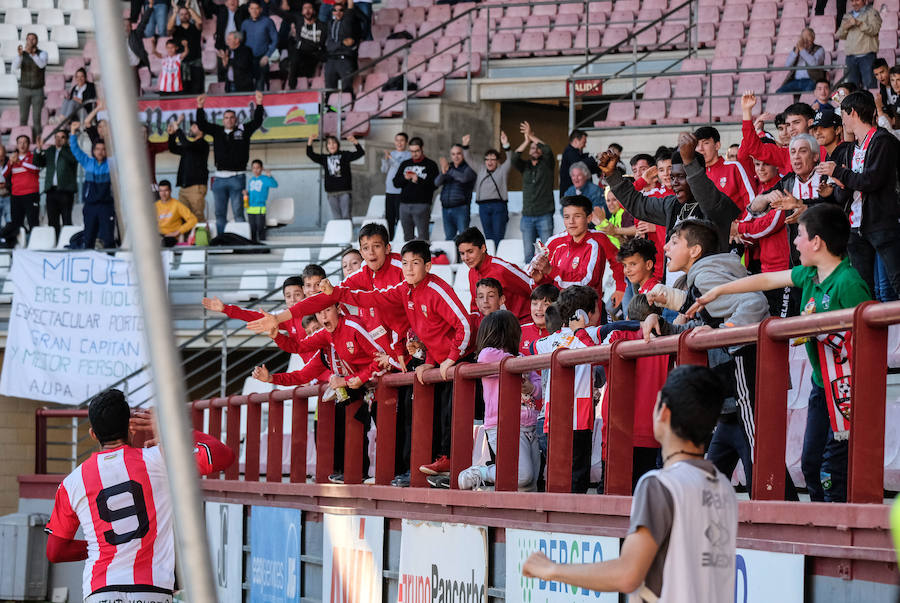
[220,322,228,398]
[402,52,409,119]
[750,318,790,501]
[466,12,473,103]
[336,80,343,139]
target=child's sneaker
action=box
[457,465,490,490]
[426,474,450,489]
[419,455,450,475]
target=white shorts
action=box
[84,591,172,603]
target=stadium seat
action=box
[0,106,18,130]
[736,73,766,95]
[35,8,63,25]
[515,31,545,57]
[365,195,385,219]
[659,98,698,124]
[751,2,777,21]
[50,24,77,48]
[414,72,445,97]
[546,30,573,53]
[4,7,32,25]
[26,226,55,250]
[0,277,13,303]
[69,9,94,31]
[55,224,80,249]
[552,13,580,32]
[430,264,454,284]
[600,26,629,49]
[644,77,670,98]
[266,197,294,227]
[353,93,379,113]
[427,54,453,74]
[495,239,525,266]
[227,270,269,302]
[0,0,22,8]
[710,74,734,97]
[322,219,353,245]
[595,101,635,127]
[679,57,706,73]
[27,0,53,9]
[0,73,17,98]
[672,76,702,98]
[638,100,666,123]
[39,39,59,64]
[0,23,16,41]
[58,0,84,10]
[430,240,457,264]
[764,94,794,115]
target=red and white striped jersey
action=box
[46,439,226,598]
[531,326,600,432]
[158,56,183,93]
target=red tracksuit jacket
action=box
[705,156,757,217]
[288,253,409,354]
[270,350,332,387]
[10,151,39,195]
[738,208,790,272]
[538,231,626,300]
[333,273,474,365]
[467,254,534,322]
[224,304,306,340]
[273,315,389,384]
[740,119,828,175]
[519,322,547,356]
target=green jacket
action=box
[512,142,555,217]
[35,143,78,193]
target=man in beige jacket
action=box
[836,0,881,89]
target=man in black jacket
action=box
[392,136,439,241]
[214,0,249,50]
[217,31,255,92]
[34,130,77,236]
[559,129,600,193]
[286,0,324,87]
[167,116,210,222]
[598,132,741,255]
[195,90,265,235]
[816,90,900,296]
[323,1,359,94]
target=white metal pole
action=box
[91,1,218,601]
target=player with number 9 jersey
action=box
[45,390,235,603]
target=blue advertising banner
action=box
[250,506,302,603]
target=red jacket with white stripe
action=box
[537,230,626,299]
[273,315,389,384]
[224,304,306,340]
[738,208,790,272]
[333,273,474,365]
[288,253,409,354]
[705,156,756,217]
[467,254,533,322]
[519,322,547,355]
[10,151,39,195]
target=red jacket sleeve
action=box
[46,533,88,563]
[288,290,341,320]
[428,282,473,363]
[332,283,405,313]
[740,119,789,172]
[270,353,329,386]
[738,208,786,240]
[193,430,236,475]
[493,258,534,300]
[223,304,265,322]
[273,328,329,355]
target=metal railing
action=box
[130,300,900,503]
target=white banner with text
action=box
[323,514,384,603]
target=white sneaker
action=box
[457,465,490,490]
[363,476,375,485]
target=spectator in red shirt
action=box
[455,226,534,323]
[694,126,757,216]
[740,93,826,174]
[9,134,40,233]
[616,237,660,320]
[519,284,559,355]
[472,277,505,330]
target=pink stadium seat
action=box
[782,3,808,19]
[371,24,392,40]
[373,57,400,74]
[637,8,662,22]
[698,7,720,23]
[408,0,429,7]
[809,15,837,35]
[82,39,97,63]
[514,31,545,57]
[383,0,407,8]
[639,100,666,123]
[879,29,898,48]
[417,20,442,38]
[714,39,742,58]
[659,99,698,124]
[363,73,388,94]
[774,37,798,55]
[799,92,816,106]
[546,30,573,53]
[673,76,703,97]
[553,14,580,32]
[525,15,551,31]
[711,74,734,97]
[586,7,606,28]
[7,126,32,148]
[658,23,687,48]
[415,72,445,97]
[751,2,777,21]
[736,73,766,94]
[310,75,325,88]
[45,72,65,92]
[46,90,64,113]
[383,38,408,56]
[765,94,794,115]
[573,28,601,50]
[497,17,523,38]
[644,77,670,98]
[590,0,613,12]
[392,22,417,37]
[532,3,557,17]
[452,3,477,18]
[427,54,454,74]
[456,52,482,76]
[353,94,379,113]
[635,27,657,49]
[202,49,216,72]
[696,23,716,47]
[641,0,667,9]
[444,19,473,38]
[0,108,19,131]
[436,36,463,53]
[505,5,529,18]
[740,55,769,72]
[359,40,382,63]
[491,32,517,55]
[778,18,807,37]
[470,34,488,55]
[680,58,707,73]
[407,53,428,75]
[375,8,400,27]
[607,10,634,25]
[379,91,406,116]
[597,101,635,127]
[719,22,744,42]
[426,5,451,21]
[206,81,225,95]
[817,35,835,52]
[748,20,775,39]
[559,2,584,14]
[700,98,731,122]
[614,0,639,10]
[326,92,354,112]
[411,37,434,55]
[601,26,629,49]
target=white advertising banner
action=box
[397,520,488,603]
[0,250,168,404]
[505,528,619,603]
[322,514,384,603]
[205,502,244,603]
[735,548,804,603]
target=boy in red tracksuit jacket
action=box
[455,226,535,323]
[9,133,40,232]
[321,239,475,478]
[250,223,410,360]
[694,126,757,217]
[531,195,626,322]
[203,275,307,339]
[519,284,559,355]
[254,304,395,483]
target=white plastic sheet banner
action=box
[205,502,244,603]
[735,548,804,602]
[397,520,488,603]
[0,250,168,404]
[505,528,619,603]
[322,514,384,603]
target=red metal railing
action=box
[35,300,898,503]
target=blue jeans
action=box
[441,204,470,241]
[802,382,848,502]
[520,213,554,263]
[143,1,168,38]
[0,195,9,226]
[776,77,816,93]
[845,52,876,89]
[874,253,898,301]
[211,174,246,236]
[478,201,508,248]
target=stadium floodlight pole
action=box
[91,2,219,602]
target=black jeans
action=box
[248,213,267,243]
[848,228,900,297]
[324,57,357,95]
[802,382,848,502]
[46,189,74,236]
[385,192,401,242]
[10,192,39,233]
[287,49,320,87]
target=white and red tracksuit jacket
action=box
[537,231,626,301]
[467,254,534,322]
[333,273,474,365]
[10,151,39,195]
[705,156,756,217]
[273,315,391,384]
[288,253,409,354]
